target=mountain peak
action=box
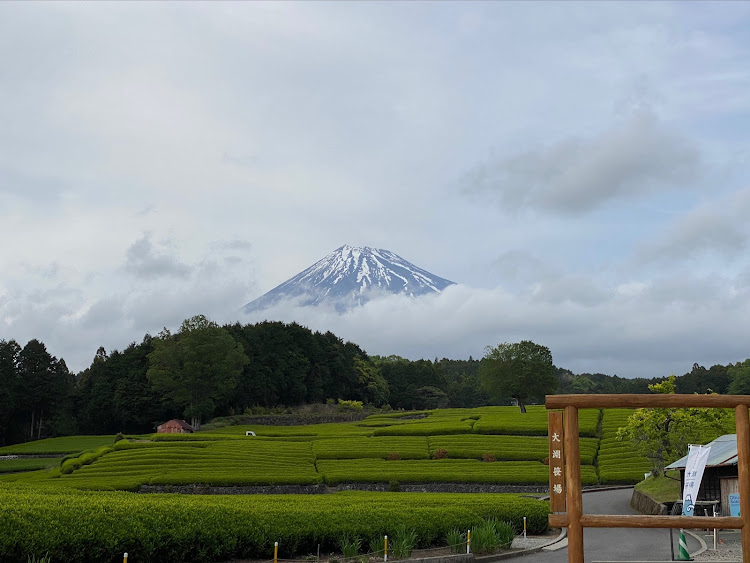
[243,245,455,313]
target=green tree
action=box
[0,340,21,445]
[147,315,249,429]
[478,340,556,413]
[728,360,750,395]
[616,375,731,477]
[18,339,69,441]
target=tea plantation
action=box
[0,405,663,561]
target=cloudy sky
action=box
[2,2,750,378]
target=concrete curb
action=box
[405,529,568,563]
[471,528,567,561]
[684,528,708,558]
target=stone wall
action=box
[138,483,553,495]
[630,488,668,515]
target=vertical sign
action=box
[682,444,711,516]
[548,410,566,512]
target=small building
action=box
[665,434,738,515]
[156,419,194,434]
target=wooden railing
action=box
[545,394,750,563]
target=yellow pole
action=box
[123,554,128,563]
[274,542,278,563]
[384,535,388,562]
[466,529,471,554]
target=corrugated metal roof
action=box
[665,434,738,470]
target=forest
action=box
[1,315,748,446]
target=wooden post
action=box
[548,411,566,512]
[735,405,750,562]
[565,405,583,563]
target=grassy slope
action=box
[635,471,682,503]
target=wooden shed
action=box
[666,434,738,516]
[156,419,194,434]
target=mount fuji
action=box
[242,245,456,313]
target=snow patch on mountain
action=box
[242,245,455,313]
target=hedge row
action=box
[317,459,598,486]
[0,457,62,473]
[597,409,651,483]
[0,486,549,562]
[426,435,599,464]
[313,436,430,459]
[0,436,119,455]
[472,406,600,437]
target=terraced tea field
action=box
[2,406,645,490]
[0,405,666,562]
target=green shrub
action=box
[340,536,361,559]
[338,400,363,413]
[446,528,466,553]
[389,480,400,492]
[495,520,515,549]
[390,525,417,559]
[470,519,514,554]
[369,535,385,556]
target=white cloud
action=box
[465,110,699,214]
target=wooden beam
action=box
[546,394,750,409]
[735,405,750,562]
[549,513,568,528]
[549,513,742,530]
[580,515,742,529]
[565,406,583,563]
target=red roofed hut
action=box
[157,419,194,434]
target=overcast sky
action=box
[2,2,750,378]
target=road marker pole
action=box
[274,541,278,563]
[466,529,471,554]
[123,554,128,563]
[384,535,388,562]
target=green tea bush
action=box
[598,409,651,484]
[472,406,599,437]
[0,458,62,474]
[317,459,598,486]
[313,437,429,460]
[427,435,598,465]
[0,488,549,562]
[0,436,118,455]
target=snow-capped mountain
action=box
[242,245,455,313]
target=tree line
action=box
[1,316,749,446]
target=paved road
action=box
[520,488,702,562]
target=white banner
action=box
[681,444,711,516]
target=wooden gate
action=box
[545,394,750,563]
